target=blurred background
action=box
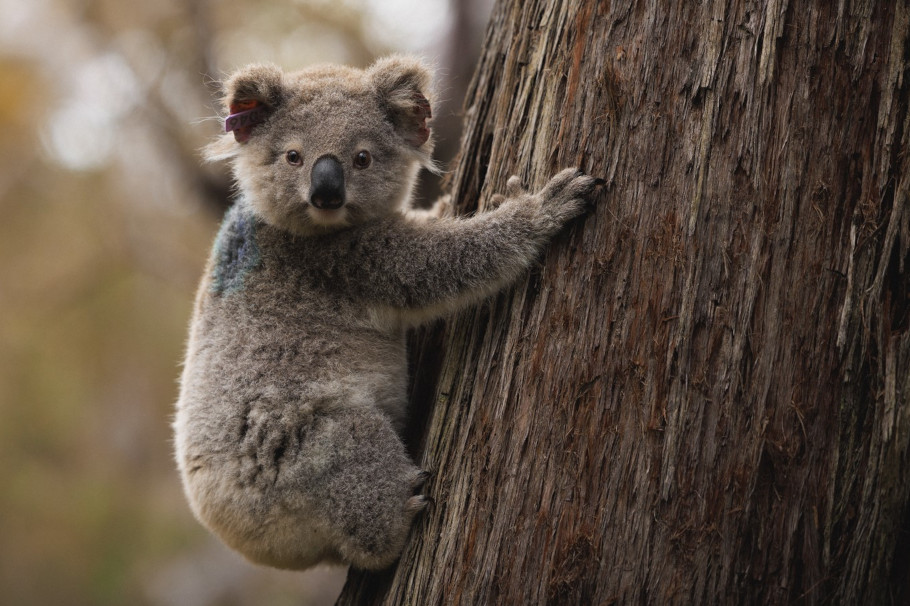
[0,0,491,604]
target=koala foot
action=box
[407,471,433,512]
[407,493,434,512]
[304,411,434,570]
[412,469,432,492]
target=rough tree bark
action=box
[337,1,910,604]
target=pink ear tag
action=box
[225,101,269,143]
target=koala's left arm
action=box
[327,168,599,317]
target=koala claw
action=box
[407,494,434,512]
[412,470,432,491]
[506,174,525,196]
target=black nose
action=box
[309,155,345,210]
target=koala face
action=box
[208,57,436,235]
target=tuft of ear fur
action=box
[205,64,287,159]
[370,55,436,160]
[223,63,287,113]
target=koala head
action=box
[207,56,437,235]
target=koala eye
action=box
[286,150,303,166]
[353,150,372,170]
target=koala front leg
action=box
[324,168,600,320]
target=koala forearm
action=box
[328,200,550,313]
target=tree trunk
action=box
[337,1,910,604]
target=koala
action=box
[174,55,600,571]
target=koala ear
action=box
[221,63,286,143]
[370,55,434,149]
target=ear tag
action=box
[225,100,269,143]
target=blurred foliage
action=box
[0,0,490,604]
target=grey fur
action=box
[174,55,599,571]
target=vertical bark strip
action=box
[338,1,910,603]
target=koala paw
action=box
[537,168,601,223]
[406,494,434,512]
[506,168,603,235]
[407,470,433,512]
[430,195,453,218]
[412,469,432,491]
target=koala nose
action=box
[309,155,345,210]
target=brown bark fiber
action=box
[337,1,910,604]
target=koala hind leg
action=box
[306,408,428,570]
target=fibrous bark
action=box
[338,1,910,604]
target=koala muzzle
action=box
[309,155,345,210]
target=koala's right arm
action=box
[325,168,600,320]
